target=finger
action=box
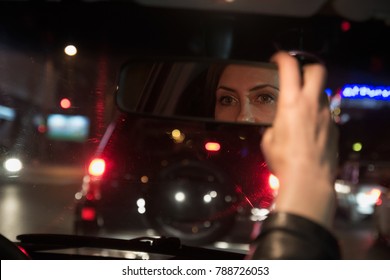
[317,108,338,168]
[316,107,332,149]
[301,63,327,106]
[270,51,302,107]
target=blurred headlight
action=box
[356,188,382,207]
[4,158,23,172]
[335,181,351,194]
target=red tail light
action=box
[88,158,106,177]
[81,207,96,221]
[205,142,221,152]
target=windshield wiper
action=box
[16,234,245,260]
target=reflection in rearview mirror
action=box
[116,59,279,125]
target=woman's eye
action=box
[255,94,276,104]
[218,95,237,106]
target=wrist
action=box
[249,212,341,259]
[273,179,336,230]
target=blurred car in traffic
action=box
[374,188,390,244]
[335,180,386,222]
[73,111,277,246]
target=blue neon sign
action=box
[342,84,390,101]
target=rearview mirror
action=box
[116,58,279,125]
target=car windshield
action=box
[0,1,390,260]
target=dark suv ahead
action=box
[74,111,276,246]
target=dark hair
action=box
[175,62,228,119]
[201,63,229,118]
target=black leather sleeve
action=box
[248,212,341,260]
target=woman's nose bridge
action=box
[236,102,254,122]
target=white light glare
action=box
[137,198,146,214]
[136,198,145,207]
[203,194,212,203]
[356,189,382,207]
[175,192,186,202]
[64,45,77,56]
[203,191,217,203]
[4,158,23,172]
[250,208,270,221]
[335,182,351,194]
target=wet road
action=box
[334,216,390,259]
[0,165,389,259]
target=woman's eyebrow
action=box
[217,84,279,92]
[216,85,236,92]
[249,84,279,92]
